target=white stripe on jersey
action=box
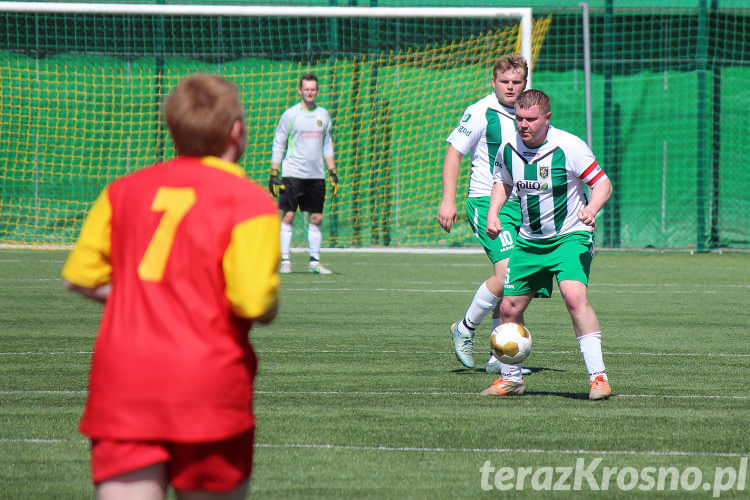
[446,93,516,198]
[496,125,608,240]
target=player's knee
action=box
[563,294,590,317]
[500,299,523,322]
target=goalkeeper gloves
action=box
[268,169,284,197]
[329,170,339,197]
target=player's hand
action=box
[268,169,284,197]
[578,207,597,227]
[486,214,503,240]
[329,170,339,197]
[437,201,458,233]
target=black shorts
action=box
[278,177,326,214]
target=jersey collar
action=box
[200,156,245,178]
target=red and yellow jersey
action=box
[62,156,280,442]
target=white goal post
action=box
[1,2,535,250]
[1,2,533,87]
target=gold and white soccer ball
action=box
[490,322,532,364]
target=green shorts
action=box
[465,197,522,263]
[504,231,595,298]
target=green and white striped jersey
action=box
[493,125,608,240]
[271,103,333,179]
[446,93,517,198]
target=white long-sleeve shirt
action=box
[271,103,334,179]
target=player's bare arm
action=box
[63,279,111,303]
[255,302,278,324]
[486,181,511,239]
[578,177,612,227]
[437,145,463,232]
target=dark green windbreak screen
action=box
[1,5,748,250]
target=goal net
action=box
[0,3,550,249]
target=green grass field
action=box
[1,249,749,499]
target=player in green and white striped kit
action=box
[270,73,339,275]
[484,89,613,400]
[437,55,528,373]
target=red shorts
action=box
[90,428,254,492]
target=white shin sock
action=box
[280,222,292,261]
[577,332,607,381]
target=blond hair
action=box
[492,54,528,81]
[163,74,244,157]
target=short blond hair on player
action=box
[492,54,528,81]
[163,74,244,157]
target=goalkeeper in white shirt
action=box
[270,73,339,274]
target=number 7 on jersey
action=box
[137,187,197,282]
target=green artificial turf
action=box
[1,250,748,498]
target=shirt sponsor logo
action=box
[457,125,472,136]
[516,180,548,191]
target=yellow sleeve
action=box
[61,188,113,288]
[222,213,281,319]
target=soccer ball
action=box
[490,322,532,364]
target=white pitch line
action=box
[608,351,750,357]
[1,438,745,459]
[1,349,749,358]
[2,286,744,295]
[2,274,747,289]
[254,349,750,358]
[0,438,73,443]
[0,390,86,394]
[0,259,66,263]
[256,443,749,459]
[0,351,93,355]
[285,287,477,293]
[2,389,747,400]
[251,390,750,400]
[0,278,60,281]
[591,283,750,293]
[279,286,745,294]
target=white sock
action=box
[308,223,322,261]
[500,362,523,382]
[280,222,292,261]
[464,281,500,330]
[577,332,607,381]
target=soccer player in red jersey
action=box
[62,74,280,499]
